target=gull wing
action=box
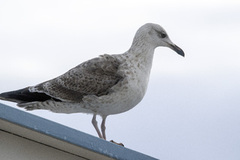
[31,54,123,102]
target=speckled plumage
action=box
[0,23,184,140]
[30,54,122,102]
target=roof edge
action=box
[0,103,158,160]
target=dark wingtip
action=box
[0,91,23,103]
[0,87,62,105]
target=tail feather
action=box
[0,87,61,104]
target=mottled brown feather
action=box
[33,54,123,102]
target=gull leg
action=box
[101,116,107,140]
[92,114,103,138]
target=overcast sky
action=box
[1,0,240,159]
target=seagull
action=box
[0,23,184,141]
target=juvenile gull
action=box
[0,23,184,141]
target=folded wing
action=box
[0,54,123,104]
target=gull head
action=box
[134,23,185,57]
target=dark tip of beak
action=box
[170,44,185,57]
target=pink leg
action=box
[92,114,103,138]
[101,116,107,140]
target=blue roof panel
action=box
[0,103,158,160]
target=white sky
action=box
[1,1,240,159]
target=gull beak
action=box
[168,43,185,57]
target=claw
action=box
[110,140,124,147]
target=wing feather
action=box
[32,54,123,102]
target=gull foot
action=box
[110,140,124,147]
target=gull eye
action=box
[160,32,167,38]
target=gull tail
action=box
[0,87,59,105]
